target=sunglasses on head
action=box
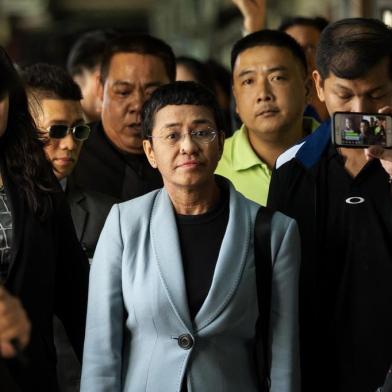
[47,124,91,141]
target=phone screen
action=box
[332,112,392,148]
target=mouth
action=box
[125,123,142,136]
[176,160,202,169]
[256,108,280,117]
[54,157,74,166]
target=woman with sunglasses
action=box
[81,82,301,392]
[0,47,89,391]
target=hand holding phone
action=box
[332,111,392,148]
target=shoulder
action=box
[116,188,161,222]
[81,122,112,156]
[275,141,306,170]
[80,189,118,210]
[275,119,332,172]
[98,189,161,245]
[226,179,260,215]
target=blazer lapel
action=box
[150,189,192,332]
[194,185,252,331]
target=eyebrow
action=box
[161,119,214,129]
[47,118,85,127]
[112,80,163,88]
[334,83,386,93]
[237,65,289,78]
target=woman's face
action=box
[0,94,9,138]
[143,104,224,192]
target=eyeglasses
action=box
[148,129,218,146]
[46,124,91,141]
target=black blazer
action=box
[2,173,89,392]
[0,359,20,392]
[66,178,118,259]
[72,121,163,201]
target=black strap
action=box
[254,206,274,391]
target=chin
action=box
[122,136,142,150]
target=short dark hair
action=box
[142,81,224,138]
[100,33,176,83]
[316,18,392,80]
[278,16,329,34]
[231,29,307,76]
[22,63,82,101]
[66,29,118,76]
[176,56,214,89]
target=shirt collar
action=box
[231,124,268,171]
[59,177,67,191]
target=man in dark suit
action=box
[23,63,117,260]
[22,63,117,392]
[71,34,176,201]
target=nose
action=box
[179,133,199,155]
[256,78,273,103]
[350,97,371,113]
[59,133,77,151]
[127,89,145,114]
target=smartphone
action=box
[332,111,392,148]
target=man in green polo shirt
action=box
[216,30,318,205]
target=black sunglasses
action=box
[47,124,91,141]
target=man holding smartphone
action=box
[268,18,392,392]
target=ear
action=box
[304,76,312,102]
[218,130,225,156]
[232,84,240,116]
[97,75,105,105]
[94,70,103,113]
[313,70,326,102]
[143,139,157,168]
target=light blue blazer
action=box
[81,183,301,392]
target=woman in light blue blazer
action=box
[81,82,301,392]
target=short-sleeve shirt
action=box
[319,145,392,391]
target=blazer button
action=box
[178,334,194,350]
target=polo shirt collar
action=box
[231,124,267,171]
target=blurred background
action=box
[0,0,391,67]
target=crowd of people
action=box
[0,1,392,391]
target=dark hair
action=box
[205,59,231,103]
[231,29,307,76]
[176,56,215,89]
[66,29,118,76]
[22,63,82,101]
[279,16,329,33]
[316,18,392,80]
[0,48,56,218]
[100,33,176,83]
[142,81,224,138]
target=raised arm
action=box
[232,0,266,34]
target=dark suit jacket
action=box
[72,121,163,201]
[0,359,20,392]
[66,178,118,259]
[2,172,89,392]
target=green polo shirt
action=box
[216,119,319,206]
